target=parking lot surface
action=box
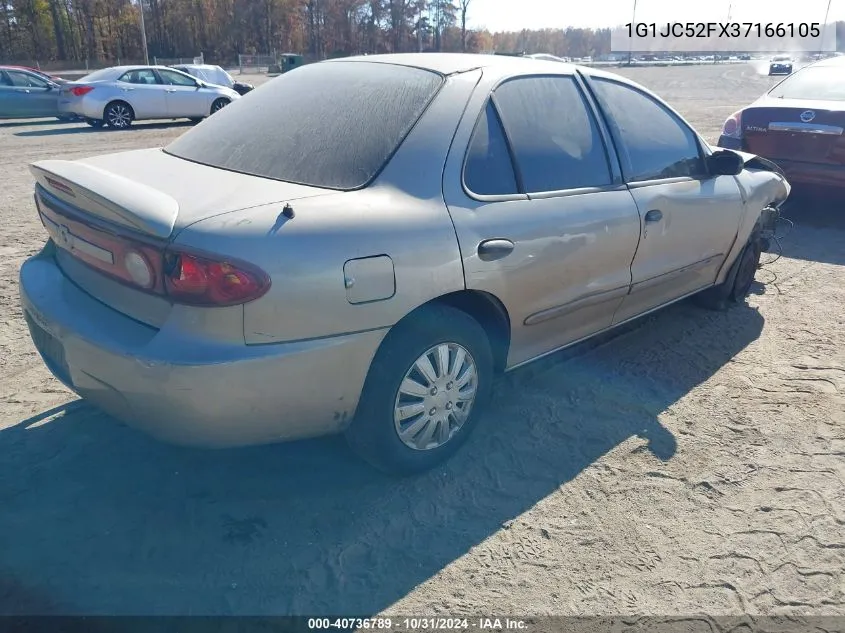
[0,65,843,616]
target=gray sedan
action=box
[20,54,790,474]
[0,67,64,119]
[58,65,240,128]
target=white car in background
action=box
[58,65,240,129]
[171,64,255,96]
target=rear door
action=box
[5,70,58,117]
[443,72,642,367]
[156,69,207,118]
[116,69,168,118]
[585,75,744,324]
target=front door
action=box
[156,69,206,118]
[585,76,745,324]
[116,69,168,118]
[5,70,58,117]
[442,73,642,368]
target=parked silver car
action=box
[58,65,240,128]
[20,54,790,474]
[0,66,64,120]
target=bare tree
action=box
[459,0,469,51]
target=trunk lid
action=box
[31,148,335,238]
[30,149,335,328]
[742,99,845,166]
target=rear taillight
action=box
[70,86,94,97]
[163,251,270,307]
[722,110,743,139]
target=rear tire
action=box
[104,101,134,129]
[86,118,104,128]
[346,304,494,476]
[694,239,762,311]
[189,117,204,124]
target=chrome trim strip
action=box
[768,122,843,135]
[524,285,630,326]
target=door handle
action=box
[644,209,663,223]
[15,89,30,93]
[121,87,135,91]
[477,238,515,262]
[165,88,177,93]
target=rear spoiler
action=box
[30,159,179,239]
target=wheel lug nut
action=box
[430,387,438,395]
[446,402,453,410]
[429,407,437,416]
[446,382,453,389]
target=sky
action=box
[466,0,845,33]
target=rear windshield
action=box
[165,61,444,190]
[769,66,845,101]
[80,68,116,82]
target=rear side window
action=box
[464,101,519,195]
[165,62,444,190]
[493,76,612,193]
[590,78,705,182]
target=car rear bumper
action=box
[19,244,386,448]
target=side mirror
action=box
[708,149,744,176]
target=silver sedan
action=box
[20,54,790,474]
[58,65,240,128]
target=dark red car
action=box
[718,56,845,192]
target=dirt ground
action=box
[0,64,843,619]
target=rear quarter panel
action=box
[172,70,484,344]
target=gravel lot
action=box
[0,64,843,618]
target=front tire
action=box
[104,101,134,129]
[85,118,104,128]
[694,239,762,311]
[346,304,494,475]
[210,98,229,115]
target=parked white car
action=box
[58,65,241,128]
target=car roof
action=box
[326,52,580,76]
[173,64,223,70]
[811,55,845,68]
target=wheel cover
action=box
[393,342,478,451]
[107,105,131,128]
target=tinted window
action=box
[159,69,198,86]
[7,70,48,88]
[591,78,705,181]
[493,76,612,193]
[464,101,518,195]
[119,69,159,85]
[165,62,443,190]
[768,66,845,101]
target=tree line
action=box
[1,1,843,67]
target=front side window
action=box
[492,75,612,193]
[590,77,705,182]
[464,101,519,196]
[7,71,48,88]
[158,69,198,87]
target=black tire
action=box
[210,98,229,115]
[189,117,204,124]
[86,118,104,128]
[346,304,494,476]
[694,239,762,311]
[104,101,134,129]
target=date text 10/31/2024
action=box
[307,617,528,630]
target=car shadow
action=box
[774,190,845,266]
[14,121,194,137]
[0,300,764,616]
[0,119,66,129]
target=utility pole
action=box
[138,0,149,65]
[627,0,637,65]
[820,0,832,58]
